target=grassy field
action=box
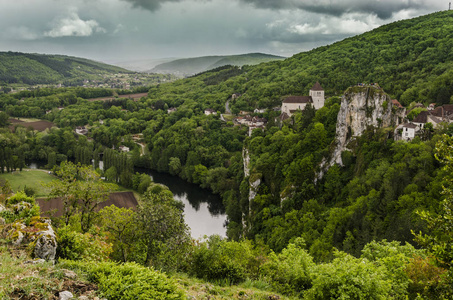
[0,170,55,197]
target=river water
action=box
[27,161,227,239]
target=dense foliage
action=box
[57,260,185,300]
[0,52,130,85]
[2,10,453,299]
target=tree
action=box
[99,205,138,262]
[0,112,9,127]
[105,166,117,182]
[168,157,182,175]
[47,161,115,232]
[136,187,190,268]
[414,134,453,270]
[77,165,114,232]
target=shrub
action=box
[0,192,40,225]
[406,256,451,299]
[361,240,422,298]
[56,225,112,261]
[304,251,391,299]
[58,260,185,300]
[7,191,35,205]
[260,238,313,296]
[190,235,262,284]
[23,186,35,197]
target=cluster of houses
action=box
[397,103,453,141]
[233,115,267,136]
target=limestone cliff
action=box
[330,86,395,167]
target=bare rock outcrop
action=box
[8,216,57,261]
[331,86,394,166]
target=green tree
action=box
[0,111,9,127]
[47,161,114,232]
[136,187,190,269]
[99,205,138,262]
[104,166,117,182]
[414,134,453,270]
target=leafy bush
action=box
[23,186,35,197]
[304,251,391,299]
[7,191,35,205]
[58,260,185,300]
[405,256,451,299]
[0,192,40,225]
[260,238,313,296]
[56,225,112,261]
[190,235,263,284]
[361,240,421,298]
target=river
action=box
[27,161,227,239]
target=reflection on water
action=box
[26,161,227,238]
[137,168,227,238]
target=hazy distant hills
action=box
[108,58,177,73]
[0,52,131,86]
[149,53,285,76]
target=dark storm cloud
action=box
[238,0,426,19]
[121,0,185,11]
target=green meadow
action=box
[0,169,55,197]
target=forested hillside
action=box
[150,53,285,76]
[1,10,453,298]
[134,10,453,255]
[0,52,131,85]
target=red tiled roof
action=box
[311,82,324,91]
[283,96,313,104]
[392,99,403,108]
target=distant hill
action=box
[0,52,132,86]
[107,58,177,72]
[149,53,285,76]
[146,10,453,109]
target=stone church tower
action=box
[309,82,325,109]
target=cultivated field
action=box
[9,118,55,132]
[87,93,148,102]
[37,191,138,217]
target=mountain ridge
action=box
[149,52,285,76]
[0,52,132,86]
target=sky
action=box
[0,0,448,63]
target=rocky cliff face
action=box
[330,86,394,166]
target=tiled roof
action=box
[283,96,313,104]
[280,112,290,121]
[392,99,403,108]
[403,123,417,129]
[311,82,324,91]
[413,111,428,123]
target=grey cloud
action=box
[44,11,106,38]
[120,0,183,11]
[239,0,427,19]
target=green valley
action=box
[1,9,453,300]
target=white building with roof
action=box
[402,123,417,141]
[281,82,325,117]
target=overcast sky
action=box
[0,0,448,63]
